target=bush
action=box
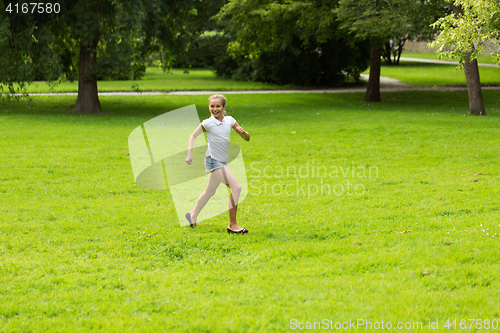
[213,36,370,86]
[173,31,232,69]
[95,36,145,81]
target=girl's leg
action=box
[210,167,242,208]
[210,167,244,231]
[190,171,223,225]
[228,193,238,225]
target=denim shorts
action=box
[204,155,227,173]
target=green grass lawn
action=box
[401,51,497,65]
[25,67,299,93]
[1,92,500,332]
[363,62,500,86]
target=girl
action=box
[185,94,250,233]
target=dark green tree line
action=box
[0,0,67,97]
[1,0,219,112]
[215,0,370,86]
[335,0,449,101]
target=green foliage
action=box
[50,27,79,81]
[168,0,231,70]
[0,0,62,97]
[95,1,146,80]
[213,36,370,86]
[336,0,449,64]
[173,31,232,69]
[95,37,146,80]
[430,0,500,66]
[216,0,370,85]
[64,0,116,47]
[1,0,229,92]
[51,0,147,81]
[336,0,403,43]
[140,0,225,72]
[218,0,314,58]
[140,0,187,71]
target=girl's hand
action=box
[234,125,245,134]
[232,121,250,141]
[185,154,193,165]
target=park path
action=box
[22,57,500,96]
[26,84,500,96]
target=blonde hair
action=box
[208,94,227,115]
[208,94,227,107]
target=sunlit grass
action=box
[401,51,497,65]
[1,91,500,332]
[363,62,500,86]
[24,67,300,93]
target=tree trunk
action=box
[73,39,101,113]
[365,41,381,102]
[381,41,392,65]
[451,4,485,115]
[395,39,405,65]
[161,44,167,73]
[463,52,486,116]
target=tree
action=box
[0,0,64,98]
[430,0,500,116]
[0,0,119,111]
[336,0,398,101]
[2,0,212,112]
[171,0,229,69]
[335,0,448,101]
[215,0,370,86]
[380,1,448,65]
[94,1,146,81]
[140,0,221,73]
[173,31,231,69]
[55,0,123,113]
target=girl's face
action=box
[209,98,225,119]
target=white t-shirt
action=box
[201,115,236,162]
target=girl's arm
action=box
[185,124,205,164]
[232,121,250,141]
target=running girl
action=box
[185,94,250,233]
